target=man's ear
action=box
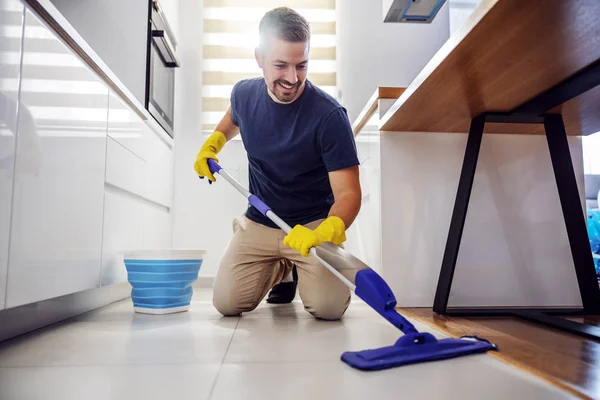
[255,47,263,68]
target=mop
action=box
[204,159,498,371]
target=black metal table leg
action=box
[432,112,600,341]
[544,114,600,313]
[433,114,485,314]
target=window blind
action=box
[201,0,337,133]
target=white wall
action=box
[448,0,482,35]
[172,0,227,278]
[583,133,600,174]
[336,0,450,123]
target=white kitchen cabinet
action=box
[107,91,173,209]
[107,91,148,160]
[145,130,173,208]
[5,8,108,308]
[99,189,144,286]
[0,0,24,310]
[143,204,173,249]
[105,135,147,198]
[99,193,172,287]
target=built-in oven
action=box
[146,0,179,137]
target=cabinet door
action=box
[145,131,173,208]
[5,8,108,308]
[143,204,172,250]
[0,0,24,310]
[99,190,144,286]
[107,91,148,161]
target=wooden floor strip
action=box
[398,308,599,400]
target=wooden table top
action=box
[352,87,406,135]
[379,0,600,136]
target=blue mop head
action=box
[341,333,498,371]
[344,269,498,371]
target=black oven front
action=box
[147,0,179,137]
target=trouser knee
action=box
[305,295,350,321]
[212,291,260,317]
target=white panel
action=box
[145,132,173,208]
[6,9,107,308]
[99,190,144,286]
[449,0,482,35]
[0,0,24,310]
[107,91,148,160]
[108,90,173,209]
[105,136,147,198]
[143,205,173,250]
[344,139,381,274]
[380,130,583,308]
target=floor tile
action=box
[225,315,436,363]
[240,298,382,320]
[0,316,238,367]
[71,297,225,323]
[0,364,221,400]
[210,358,574,400]
[0,287,577,399]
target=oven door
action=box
[147,1,179,137]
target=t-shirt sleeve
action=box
[229,81,240,126]
[318,107,360,172]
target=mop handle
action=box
[206,159,292,233]
[206,160,420,335]
[206,159,356,290]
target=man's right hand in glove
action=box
[194,130,227,183]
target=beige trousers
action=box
[213,215,351,320]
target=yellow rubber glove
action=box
[194,131,226,182]
[283,216,346,257]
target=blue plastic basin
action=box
[123,250,205,314]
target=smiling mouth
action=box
[277,81,296,90]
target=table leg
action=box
[432,114,485,314]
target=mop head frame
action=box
[341,332,498,371]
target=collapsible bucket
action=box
[123,249,205,314]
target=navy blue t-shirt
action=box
[230,78,360,229]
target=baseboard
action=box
[193,277,214,288]
[0,282,131,343]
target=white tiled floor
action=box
[0,289,576,400]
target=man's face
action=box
[255,37,309,104]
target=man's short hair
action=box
[258,7,310,49]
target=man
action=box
[194,7,361,320]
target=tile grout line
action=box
[206,316,241,400]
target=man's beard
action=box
[269,79,302,103]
